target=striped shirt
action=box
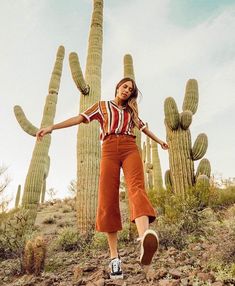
[80,100,146,140]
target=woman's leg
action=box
[107,232,118,259]
[135,215,149,238]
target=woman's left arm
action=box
[142,126,169,150]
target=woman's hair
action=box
[115,77,141,128]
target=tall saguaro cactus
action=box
[14,46,65,221]
[69,0,103,233]
[164,79,210,194]
[123,54,142,153]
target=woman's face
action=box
[116,80,133,101]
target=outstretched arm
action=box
[142,126,169,150]
[36,114,86,140]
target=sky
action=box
[1,0,235,206]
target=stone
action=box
[168,269,183,279]
[197,272,215,282]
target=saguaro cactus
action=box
[164,79,210,194]
[15,185,21,208]
[69,0,103,233]
[145,124,153,189]
[151,139,163,191]
[14,46,65,222]
[123,54,142,153]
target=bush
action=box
[91,232,107,250]
[211,187,235,208]
[43,216,56,224]
[52,227,82,252]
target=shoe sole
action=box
[110,274,124,279]
[140,231,159,265]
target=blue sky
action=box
[1,0,235,206]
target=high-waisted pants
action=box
[95,134,156,232]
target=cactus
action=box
[145,123,153,189]
[14,46,65,223]
[123,54,142,154]
[164,79,210,194]
[23,240,34,274]
[15,185,21,208]
[69,0,103,233]
[23,236,46,275]
[33,236,46,275]
[151,140,163,191]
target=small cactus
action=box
[23,236,46,275]
[23,240,34,274]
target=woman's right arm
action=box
[36,114,86,140]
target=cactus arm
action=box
[164,97,180,130]
[14,105,38,136]
[124,54,135,79]
[180,110,193,130]
[192,133,208,161]
[182,79,199,115]
[69,52,90,95]
[196,158,211,179]
[48,46,65,94]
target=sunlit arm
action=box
[36,114,86,140]
[142,126,169,150]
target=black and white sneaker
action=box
[109,256,123,279]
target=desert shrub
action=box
[91,232,107,250]
[119,222,137,244]
[211,186,235,208]
[52,227,83,252]
[43,216,56,224]
[154,188,210,249]
[62,207,71,213]
[0,209,35,272]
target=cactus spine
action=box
[15,185,21,208]
[69,0,103,233]
[14,46,64,222]
[164,79,210,194]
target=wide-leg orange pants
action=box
[95,134,156,232]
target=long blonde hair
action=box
[115,77,140,127]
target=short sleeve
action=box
[138,117,147,131]
[80,102,100,123]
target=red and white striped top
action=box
[80,100,146,140]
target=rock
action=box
[94,278,105,286]
[197,272,215,282]
[159,279,180,286]
[155,267,168,279]
[83,266,97,272]
[73,265,83,281]
[168,269,183,279]
[180,278,189,286]
[212,282,224,286]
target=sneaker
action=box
[109,256,123,279]
[138,229,159,265]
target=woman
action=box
[36,77,168,279]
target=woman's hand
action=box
[36,126,53,141]
[160,141,169,150]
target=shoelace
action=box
[111,258,120,272]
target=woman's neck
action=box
[113,98,126,107]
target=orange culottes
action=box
[96,134,156,232]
